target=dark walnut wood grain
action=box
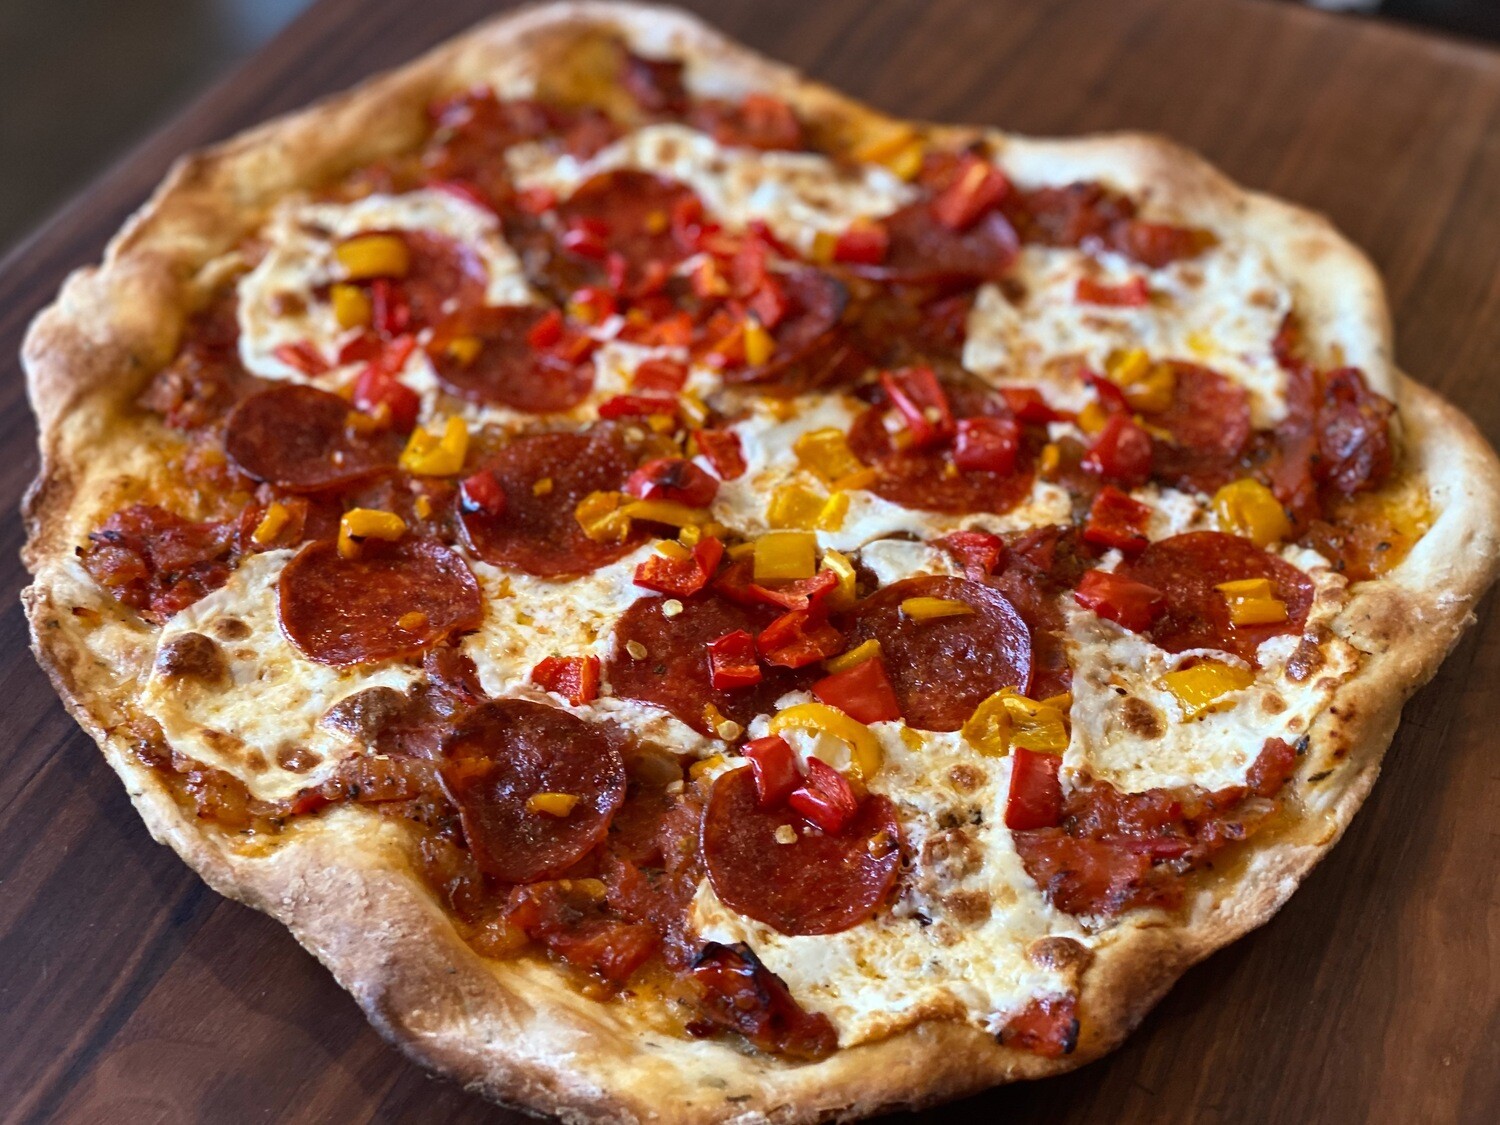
[2,1,1498,1122]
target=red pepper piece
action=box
[787,757,859,834]
[634,537,725,598]
[530,654,602,706]
[832,221,890,265]
[931,153,1011,232]
[632,357,689,395]
[273,340,330,377]
[693,429,747,481]
[1000,386,1062,424]
[706,628,764,691]
[746,568,838,613]
[937,530,1006,576]
[1073,569,1166,633]
[741,734,798,808]
[1082,413,1153,488]
[426,178,493,212]
[562,217,611,260]
[812,656,902,725]
[526,308,564,349]
[370,278,410,337]
[459,470,507,516]
[1004,747,1064,830]
[1075,276,1150,307]
[598,393,677,419]
[756,609,844,669]
[880,366,956,450]
[953,415,1021,474]
[626,457,720,507]
[1083,485,1152,555]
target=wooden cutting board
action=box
[2,1,1497,1121]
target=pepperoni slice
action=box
[607,593,810,736]
[225,385,400,493]
[1114,531,1314,661]
[277,537,482,666]
[701,765,901,935]
[459,426,646,577]
[733,269,854,393]
[389,229,487,332]
[840,576,1033,731]
[1148,364,1252,493]
[989,526,1100,699]
[551,170,699,292]
[439,699,627,883]
[431,305,593,412]
[853,200,1018,285]
[846,388,1035,515]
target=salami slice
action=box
[846,388,1035,515]
[731,269,854,394]
[1148,364,1252,493]
[853,200,1018,285]
[278,537,483,666]
[701,765,901,935]
[439,699,627,883]
[1115,531,1314,660]
[989,526,1101,699]
[550,170,700,292]
[431,305,593,412]
[459,426,646,577]
[840,575,1033,731]
[387,229,487,332]
[225,384,400,493]
[606,593,809,735]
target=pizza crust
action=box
[20,3,1500,1121]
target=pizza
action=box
[21,2,1500,1120]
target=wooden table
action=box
[2,1,1497,1121]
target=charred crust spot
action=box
[320,686,409,745]
[938,889,992,926]
[1117,695,1164,739]
[275,745,322,773]
[918,826,983,882]
[154,631,228,684]
[1026,935,1095,975]
[947,763,984,793]
[269,290,307,317]
[1260,691,1287,715]
[1285,632,1327,682]
[211,617,252,642]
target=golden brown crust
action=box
[20,3,1500,1121]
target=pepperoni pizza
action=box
[21,4,1500,1121]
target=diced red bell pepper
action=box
[744,569,837,615]
[459,470,507,516]
[567,286,618,325]
[931,153,1011,232]
[626,458,720,507]
[634,537,725,598]
[937,530,1006,576]
[788,757,859,835]
[514,186,558,216]
[370,278,410,336]
[741,734,798,808]
[562,217,611,260]
[812,656,901,725]
[1082,485,1152,555]
[632,357,689,395]
[832,220,890,265]
[352,365,421,432]
[1004,747,1064,830]
[756,609,844,669]
[953,415,1021,474]
[880,366,956,450]
[1001,386,1062,424]
[273,340,330,377]
[426,178,493,212]
[693,429,747,481]
[1073,569,1166,633]
[526,308,564,349]
[746,276,790,331]
[338,332,384,366]
[1082,413,1153,488]
[598,393,677,419]
[1075,276,1150,307]
[707,629,763,691]
[1087,371,1132,414]
[530,655,602,706]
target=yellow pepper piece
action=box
[825,639,882,674]
[831,467,878,492]
[655,539,692,561]
[690,753,726,780]
[621,499,711,529]
[335,233,410,280]
[1161,661,1255,718]
[1106,347,1152,386]
[250,502,290,547]
[575,491,633,543]
[900,596,974,621]
[1105,350,1176,414]
[399,416,468,477]
[338,508,407,558]
[767,484,828,531]
[743,316,775,367]
[444,335,482,366]
[810,230,837,264]
[770,703,882,782]
[330,283,372,330]
[1077,400,1109,436]
[413,494,434,520]
[1216,578,1289,627]
[821,549,858,609]
[526,792,580,817]
[817,491,850,532]
[1215,577,1274,600]
[753,531,817,582]
[794,428,866,485]
[1039,443,1061,476]
[961,689,1070,757]
[1213,478,1291,548]
[850,124,925,180]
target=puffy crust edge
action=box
[19,3,1500,1122]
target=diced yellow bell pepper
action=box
[900,596,974,621]
[1106,347,1152,386]
[767,484,828,530]
[679,391,710,427]
[1039,443,1061,476]
[1216,577,1288,627]
[526,792,580,817]
[1105,348,1176,414]
[753,530,817,582]
[621,498,711,529]
[1161,661,1255,718]
[743,316,775,367]
[825,638,882,674]
[330,283,372,330]
[810,230,837,264]
[1077,400,1110,436]
[413,494,434,520]
[817,491,850,531]
[250,502,290,547]
[399,416,468,477]
[444,335,482,367]
[769,703,882,782]
[850,124,925,180]
[961,689,1070,757]
[689,752,726,780]
[821,549,858,609]
[335,233,410,280]
[1215,577,1274,600]
[576,491,634,543]
[1213,478,1291,548]
[831,467,878,492]
[794,428,866,485]
[655,539,692,561]
[338,508,407,558]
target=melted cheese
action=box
[963,244,1292,426]
[237,189,536,381]
[507,123,915,254]
[691,727,1086,1045]
[139,551,421,802]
